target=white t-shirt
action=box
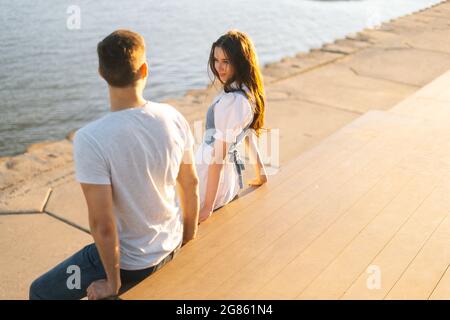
[195,88,254,210]
[73,101,194,270]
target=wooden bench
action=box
[121,70,450,300]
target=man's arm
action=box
[176,148,200,245]
[80,183,121,300]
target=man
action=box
[29,29,199,300]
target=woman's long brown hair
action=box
[208,30,266,137]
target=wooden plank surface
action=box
[122,71,450,300]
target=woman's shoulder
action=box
[214,89,253,128]
[216,88,252,111]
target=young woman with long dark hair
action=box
[195,30,268,223]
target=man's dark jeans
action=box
[29,243,180,300]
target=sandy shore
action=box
[2,0,450,298]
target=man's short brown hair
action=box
[97,29,146,88]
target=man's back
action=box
[74,101,194,270]
[30,29,198,300]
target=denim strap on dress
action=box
[228,122,252,189]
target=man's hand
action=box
[87,279,119,300]
[80,183,121,301]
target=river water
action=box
[0,0,442,156]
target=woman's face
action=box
[214,46,235,83]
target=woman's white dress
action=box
[195,87,254,211]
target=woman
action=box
[195,30,268,223]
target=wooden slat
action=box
[429,265,450,299]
